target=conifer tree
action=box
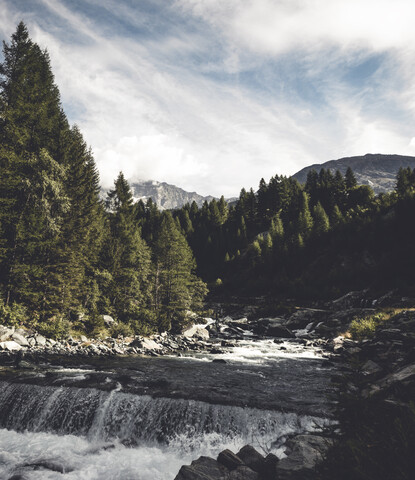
[297,192,313,239]
[313,202,330,236]
[345,167,357,190]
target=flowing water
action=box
[0,338,336,479]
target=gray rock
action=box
[0,340,22,351]
[175,456,228,480]
[362,360,382,376]
[228,466,259,480]
[0,325,14,342]
[12,332,29,347]
[237,446,265,473]
[276,435,332,479]
[217,449,244,470]
[102,315,116,326]
[183,325,210,340]
[34,334,47,347]
[266,325,295,338]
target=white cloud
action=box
[2,0,415,197]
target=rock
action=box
[362,360,382,376]
[265,325,295,338]
[80,335,88,342]
[237,445,265,473]
[12,332,29,347]
[0,325,14,341]
[34,334,47,347]
[228,466,259,480]
[376,363,415,390]
[0,340,22,351]
[130,337,162,351]
[175,456,228,480]
[217,449,244,470]
[276,435,332,479]
[183,325,210,340]
[262,454,279,480]
[212,359,227,364]
[102,315,116,326]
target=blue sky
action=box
[1,0,415,196]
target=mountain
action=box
[293,154,415,193]
[129,180,216,209]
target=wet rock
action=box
[228,466,259,480]
[236,445,265,473]
[212,359,227,364]
[262,454,279,480]
[175,456,228,480]
[217,449,244,470]
[266,325,295,338]
[276,435,332,479]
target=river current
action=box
[0,338,336,479]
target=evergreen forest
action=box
[2,23,415,337]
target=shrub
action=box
[0,300,28,326]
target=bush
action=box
[35,316,71,339]
[0,300,28,326]
[109,322,133,338]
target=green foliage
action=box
[349,310,396,340]
[0,299,28,326]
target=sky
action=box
[1,0,415,197]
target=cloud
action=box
[1,0,415,197]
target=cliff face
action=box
[293,154,415,193]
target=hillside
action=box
[293,154,415,193]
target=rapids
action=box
[0,337,336,479]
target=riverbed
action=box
[0,337,336,480]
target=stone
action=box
[0,325,14,342]
[265,324,295,338]
[276,435,332,479]
[130,337,162,351]
[217,449,244,470]
[183,325,210,340]
[102,315,116,326]
[237,445,265,473]
[12,332,29,347]
[362,360,382,376]
[262,454,279,480]
[175,456,228,480]
[34,334,47,347]
[228,466,259,480]
[0,340,22,351]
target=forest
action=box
[2,23,415,338]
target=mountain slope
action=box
[293,154,415,193]
[129,180,216,209]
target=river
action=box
[0,337,336,479]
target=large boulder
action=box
[265,324,295,338]
[12,332,29,347]
[228,466,259,480]
[34,334,47,347]
[175,456,228,480]
[130,337,162,351]
[276,435,332,479]
[217,449,244,470]
[183,325,210,340]
[0,341,22,352]
[0,325,14,342]
[237,445,265,473]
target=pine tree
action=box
[297,192,313,239]
[345,167,357,190]
[151,212,205,332]
[104,173,151,324]
[313,202,330,236]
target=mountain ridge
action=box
[292,153,415,193]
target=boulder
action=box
[102,315,116,326]
[175,456,228,480]
[228,466,259,480]
[0,325,14,342]
[130,337,162,351]
[276,435,332,479]
[362,360,382,376]
[237,445,265,473]
[12,332,29,347]
[183,325,210,340]
[217,449,244,470]
[34,334,47,347]
[265,325,295,338]
[0,340,22,352]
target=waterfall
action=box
[0,381,327,452]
